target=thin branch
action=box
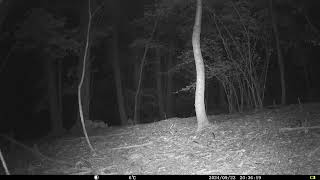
[231,1,250,61]
[212,13,233,62]
[0,148,9,175]
[207,9,246,63]
[92,1,105,17]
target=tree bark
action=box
[166,44,174,118]
[109,0,128,125]
[46,59,64,135]
[156,48,165,119]
[269,0,286,105]
[82,53,91,121]
[77,0,95,153]
[192,0,210,132]
[133,60,140,122]
[133,18,158,124]
[219,81,227,111]
[57,60,63,127]
[70,0,90,132]
[111,26,127,125]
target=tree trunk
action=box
[269,0,286,105]
[70,0,89,132]
[166,44,174,118]
[111,26,127,125]
[133,18,158,124]
[156,48,165,119]
[57,60,63,127]
[82,54,91,121]
[46,59,64,135]
[133,48,145,124]
[219,81,227,111]
[133,60,140,122]
[77,0,95,153]
[192,0,210,132]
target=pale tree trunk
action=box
[82,53,91,121]
[71,48,88,132]
[71,0,89,132]
[46,59,64,135]
[269,0,286,105]
[156,48,165,119]
[77,0,94,153]
[192,0,210,132]
[111,26,127,125]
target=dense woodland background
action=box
[0,0,320,141]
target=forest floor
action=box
[1,103,320,175]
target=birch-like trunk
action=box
[192,0,210,132]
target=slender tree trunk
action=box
[166,44,174,118]
[269,0,286,105]
[133,48,146,124]
[111,26,127,125]
[71,0,89,132]
[156,48,165,119]
[205,81,208,112]
[82,54,91,121]
[57,60,63,126]
[192,0,210,132]
[219,81,227,111]
[133,60,140,122]
[133,18,158,124]
[109,0,127,125]
[46,59,64,135]
[77,0,94,153]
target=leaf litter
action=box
[2,103,320,174]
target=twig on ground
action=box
[279,126,320,133]
[308,145,320,158]
[111,142,153,150]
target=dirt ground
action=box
[1,103,320,175]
